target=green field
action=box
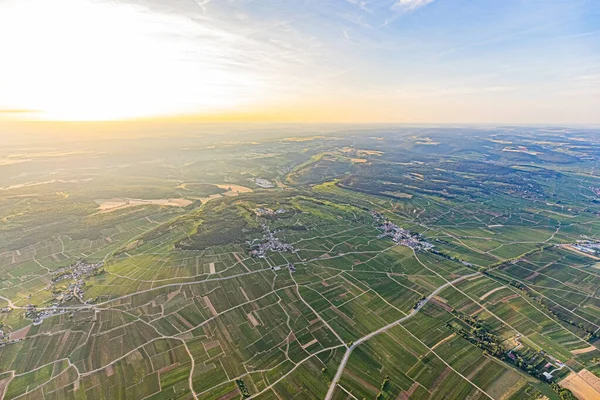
[2,126,600,399]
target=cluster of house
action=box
[249,229,296,258]
[377,221,433,250]
[255,207,287,217]
[571,240,600,255]
[48,260,104,305]
[25,305,69,326]
[270,263,296,273]
[540,352,565,381]
[255,178,274,188]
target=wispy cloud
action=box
[438,24,561,57]
[438,37,505,57]
[391,0,436,13]
[191,0,212,13]
[383,0,436,26]
[1,0,598,123]
[393,85,524,99]
[567,30,600,39]
[345,0,370,12]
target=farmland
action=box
[2,125,600,399]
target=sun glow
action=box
[0,0,265,121]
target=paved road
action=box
[324,272,480,400]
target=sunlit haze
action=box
[1,0,599,123]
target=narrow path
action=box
[290,271,347,347]
[248,346,345,399]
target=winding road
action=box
[324,272,480,400]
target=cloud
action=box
[345,0,370,12]
[383,0,436,25]
[393,85,520,99]
[191,0,213,13]
[392,0,436,13]
[438,37,504,56]
[438,24,559,57]
[0,0,324,120]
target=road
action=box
[324,272,480,400]
[0,294,16,308]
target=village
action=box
[569,240,600,255]
[376,219,434,250]
[0,260,106,332]
[24,305,70,327]
[48,259,104,305]
[247,206,298,258]
[248,226,296,258]
[255,207,287,217]
[7,260,104,327]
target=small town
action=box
[25,305,69,327]
[47,260,104,306]
[248,226,296,258]
[255,207,287,217]
[570,240,600,255]
[377,220,434,250]
[1,259,103,330]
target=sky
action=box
[0,0,599,124]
